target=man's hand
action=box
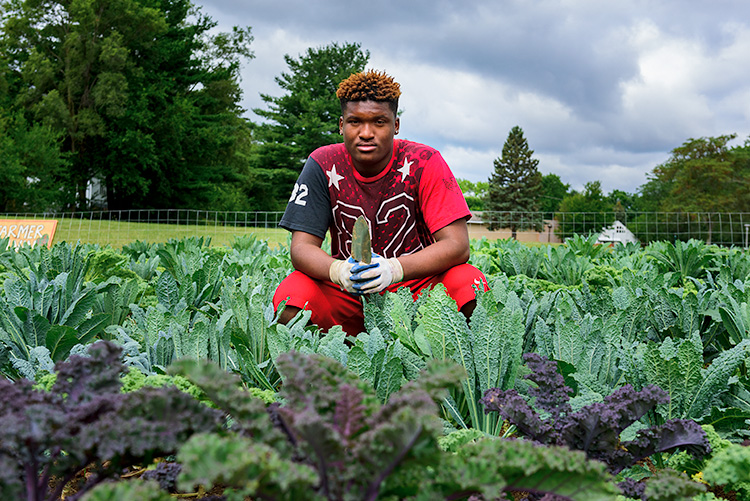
[350,254,404,294]
[329,257,376,293]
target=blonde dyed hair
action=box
[336,70,401,115]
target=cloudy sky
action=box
[200,0,750,195]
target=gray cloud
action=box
[200,0,750,194]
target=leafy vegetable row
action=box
[2,234,750,498]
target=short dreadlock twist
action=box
[336,70,401,116]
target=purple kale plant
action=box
[0,341,223,501]
[272,352,463,501]
[480,353,711,473]
[618,477,647,499]
[169,353,465,500]
[141,461,183,492]
[169,354,620,501]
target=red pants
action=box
[272,264,488,336]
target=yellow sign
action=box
[0,219,58,248]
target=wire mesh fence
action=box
[476,211,750,247]
[3,209,750,248]
[1,209,287,248]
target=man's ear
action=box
[339,116,344,134]
[395,116,400,135]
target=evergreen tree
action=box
[485,126,543,238]
[248,42,369,210]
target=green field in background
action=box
[11,217,547,250]
[52,219,291,249]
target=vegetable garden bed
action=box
[1,234,749,500]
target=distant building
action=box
[468,212,562,243]
[597,220,638,245]
[86,177,108,210]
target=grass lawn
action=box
[5,216,551,250]
[51,219,291,249]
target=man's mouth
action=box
[357,143,377,152]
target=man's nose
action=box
[359,123,374,139]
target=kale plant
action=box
[172,351,462,500]
[617,468,713,501]
[702,442,750,499]
[171,352,618,501]
[0,340,223,501]
[480,353,711,474]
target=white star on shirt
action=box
[327,164,344,190]
[398,157,413,182]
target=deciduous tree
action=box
[456,178,488,210]
[636,134,750,242]
[539,173,570,218]
[556,181,613,239]
[0,54,67,212]
[645,134,748,213]
[1,0,254,210]
[485,126,543,238]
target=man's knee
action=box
[460,299,477,319]
[277,304,301,325]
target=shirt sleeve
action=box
[418,151,472,234]
[278,157,331,239]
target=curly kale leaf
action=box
[642,468,708,501]
[481,353,710,474]
[169,357,287,447]
[176,433,319,500]
[140,462,183,493]
[0,340,222,501]
[480,387,556,443]
[80,480,171,501]
[272,350,459,500]
[441,438,619,501]
[618,477,646,500]
[524,352,573,420]
[625,419,711,466]
[702,443,750,497]
[559,384,670,466]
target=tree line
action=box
[0,0,367,212]
[463,127,750,241]
[2,0,749,230]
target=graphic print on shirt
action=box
[327,164,344,190]
[375,192,421,257]
[397,157,413,182]
[331,202,368,260]
[288,182,308,206]
[323,146,424,259]
[302,139,470,260]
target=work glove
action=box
[329,257,376,293]
[350,253,404,294]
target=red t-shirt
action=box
[279,139,471,260]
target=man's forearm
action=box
[291,243,335,281]
[396,239,469,280]
[396,219,470,280]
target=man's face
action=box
[339,100,400,176]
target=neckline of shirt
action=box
[349,139,400,183]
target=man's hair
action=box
[336,70,401,116]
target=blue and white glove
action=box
[350,253,404,294]
[329,257,376,293]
